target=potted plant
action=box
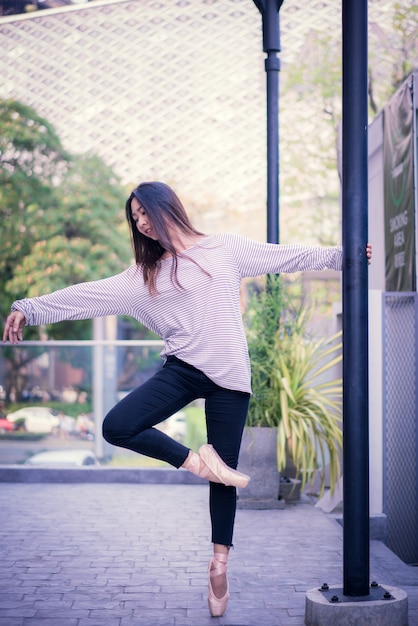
[238,275,342,507]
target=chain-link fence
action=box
[383,292,418,564]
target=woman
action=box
[3,181,372,617]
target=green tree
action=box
[368,2,418,112]
[1,100,134,402]
[0,98,70,324]
[0,100,132,340]
[280,30,342,247]
[280,1,418,246]
[7,152,131,339]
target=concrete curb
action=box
[0,465,206,484]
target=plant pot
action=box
[237,426,285,509]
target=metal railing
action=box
[0,339,164,459]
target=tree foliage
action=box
[369,2,418,111]
[0,99,132,340]
[280,1,418,245]
[8,154,131,297]
[0,99,70,322]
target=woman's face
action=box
[130,197,158,240]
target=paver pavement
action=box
[1,482,417,625]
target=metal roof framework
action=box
[0,0,404,241]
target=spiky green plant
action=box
[245,275,342,495]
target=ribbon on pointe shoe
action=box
[198,444,250,488]
[208,553,230,617]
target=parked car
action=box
[6,407,60,434]
[0,417,16,433]
[24,450,100,467]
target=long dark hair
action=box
[125,181,205,294]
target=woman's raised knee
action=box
[102,407,125,445]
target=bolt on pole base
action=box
[305,584,408,626]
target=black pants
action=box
[102,356,250,546]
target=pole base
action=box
[305,584,408,625]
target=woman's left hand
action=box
[366,243,372,265]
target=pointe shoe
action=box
[208,553,230,617]
[198,444,250,489]
[182,449,226,484]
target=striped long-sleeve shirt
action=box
[12,233,342,393]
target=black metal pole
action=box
[266,48,280,245]
[342,0,370,597]
[253,0,283,244]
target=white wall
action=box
[367,113,385,515]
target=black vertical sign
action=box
[383,79,415,292]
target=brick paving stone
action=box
[120,615,188,626]
[34,610,90,619]
[0,608,38,618]
[23,617,79,626]
[0,597,26,609]
[0,483,417,626]
[78,621,122,626]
